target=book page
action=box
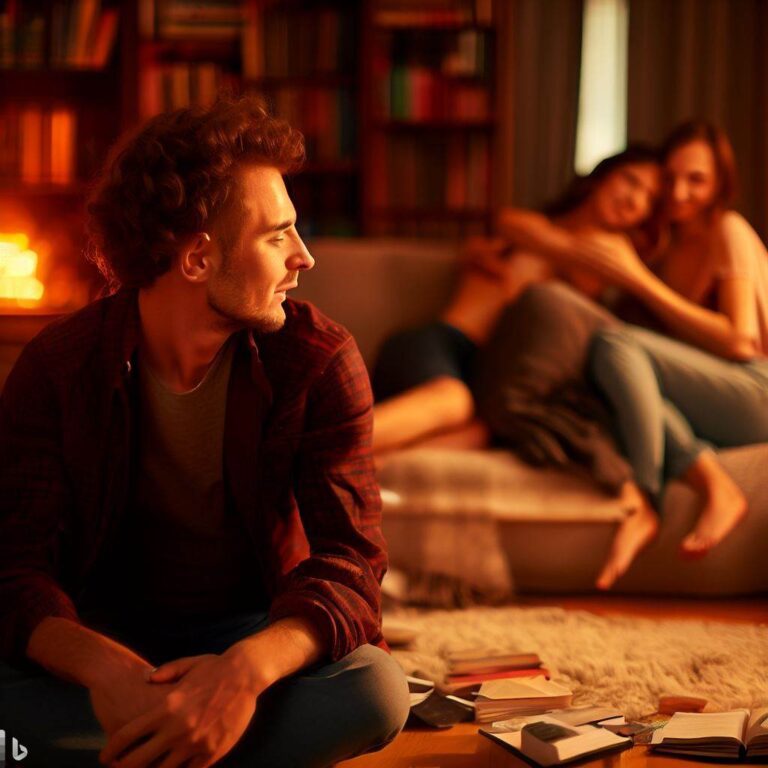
[746,707,768,745]
[479,677,570,701]
[662,710,749,745]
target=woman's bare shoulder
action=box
[713,210,766,259]
[718,210,762,242]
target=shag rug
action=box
[386,606,768,719]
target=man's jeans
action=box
[0,611,410,768]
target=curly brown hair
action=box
[86,94,305,290]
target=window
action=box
[574,0,628,175]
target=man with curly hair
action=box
[0,96,409,768]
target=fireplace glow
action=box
[0,233,45,307]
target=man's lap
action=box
[0,613,408,768]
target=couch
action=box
[297,237,768,597]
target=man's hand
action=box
[88,654,170,736]
[99,653,262,768]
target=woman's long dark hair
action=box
[544,144,662,258]
[544,144,660,217]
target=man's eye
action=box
[271,236,285,244]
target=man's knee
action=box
[340,645,410,752]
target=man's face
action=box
[206,164,314,332]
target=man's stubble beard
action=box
[206,280,286,335]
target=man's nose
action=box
[288,235,315,272]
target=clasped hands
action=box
[93,650,265,768]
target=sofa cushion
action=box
[379,444,768,597]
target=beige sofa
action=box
[298,237,768,597]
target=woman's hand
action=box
[573,231,650,289]
[99,653,263,768]
[461,236,512,278]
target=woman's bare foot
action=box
[680,451,747,558]
[596,483,659,590]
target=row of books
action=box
[370,134,490,210]
[380,68,491,121]
[139,63,236,117]
[374,0,494,27]
[0,107,77,185]
[387,29,491,77]
[242,7,356,81]
[266,87,357,163]
[140,0,242,40]
[0,1,118,69]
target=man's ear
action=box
[179,232,212,283]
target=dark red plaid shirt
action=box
[0,289,386,666]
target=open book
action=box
[650,708,768,760]
[481,715,632,766]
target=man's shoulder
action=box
[274,299,354,360]
[26,295,112,354]
[252,299,364,391]
[19,293,120,375]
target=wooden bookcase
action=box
[0,0,135,312]
[361,0,497,237]
[0,0,498,262]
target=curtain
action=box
[495,0,584,209]
[628,0,768,240]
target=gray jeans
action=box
[0,611,410,768]
[589,325,768,503]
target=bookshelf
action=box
[362,0,497,237]
[0,0,500,317]
[0,0,128,314]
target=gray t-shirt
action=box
[126,339,264,620]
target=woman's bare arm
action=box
[580,213,760,360]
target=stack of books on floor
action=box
[474,677,573,723]
[650,708,768,760]
[442,648,550,694]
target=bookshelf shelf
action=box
[0,183,88,197]
[1,70,116,102]
[140,39,241,62]
[373,22,494,32]
[374,119,495,130]
[243,74,358,89]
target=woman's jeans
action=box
[0,611,410,768]
[589,325,768,504]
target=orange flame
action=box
[0,233,45,307]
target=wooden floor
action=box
[339,595,768,768]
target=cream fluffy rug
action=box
[386,606,768,719]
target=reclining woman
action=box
[371,146,662,476]
[500,122,768,590]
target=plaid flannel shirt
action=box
[0,289,387,666]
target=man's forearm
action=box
[26,616,152,689]
[221,616,326,694]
